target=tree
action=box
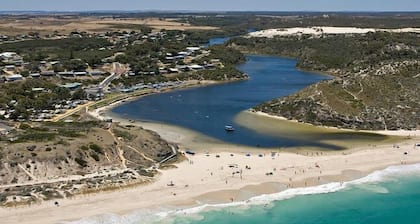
[53,87,71,101]
[72,88,87,100]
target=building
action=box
[4,65,15,72]
[30,73,41,78]
[32,87,46,92]
[5,74,23,82]
[0,52,23,64]
[60,82,82,90]
[40,71,56,76]
[90,70,105,76]
[120,88,134,93]
[58,71,75,77]
[74,71,87,76]
[186,47,201,52]
[188,65,204,70]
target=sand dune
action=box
[248,26,420,38]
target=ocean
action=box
[99,38,420,224]
[66,163,420,224]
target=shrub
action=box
[75,158,88,167]
[89,143,104,154]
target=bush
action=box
[89,143,104,154]
[90,153,100,162]
[75,158,88,167]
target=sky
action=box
[0,0,419,12]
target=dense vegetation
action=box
[231,32,420,130]
[232,32,419,71]
[0,79,87,119]
[0,37,114,68]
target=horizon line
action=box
[1,10,420,14]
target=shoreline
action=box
[2,62,420,223]
[88,79,245,122]
[250,110,420,137]
[1,138,420,224]
[3,96,420,223]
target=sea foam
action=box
[64,163,420,224]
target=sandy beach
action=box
[1,105,420,223]
[248,26,420,38]
[2,78,419,224]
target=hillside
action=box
[0,120,178,206]
[231,32,420,130]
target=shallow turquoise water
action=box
[65,164,420,224]
[168,165,420,224]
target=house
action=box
[5,74,23,82]
[188,65,204,70]
[40,71,56,76]
[177,51,190,56]
[120,88,134,93]
[90,70,105,76]
[30,73,41,78]
[168,68,179,73]
[32,87,46,92]
[0,52,23,64]
[60,82,82,90]
[58,71,75,77]
[74,71,87,76]
[204,64,216,69]
[4,65,15,72]
[14,60,23,66]
[159,68,168,74]
[186,47,201,52]
[0,52,18,60]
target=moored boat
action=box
[225,125,235,132]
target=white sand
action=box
[248,26,420,38]
[252,110,420,137]
[3,83,420,223]
[1,123,420,223]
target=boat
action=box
[225,125,235,132]
[185,150,195,155]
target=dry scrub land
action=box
[0,16,217,35]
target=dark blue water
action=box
[207,37,231,46]
[111,55,337,148]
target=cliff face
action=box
[232,32,420,130]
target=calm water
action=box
[111,54,389,149]
[111,55,337,148]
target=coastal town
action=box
[0,25,245,131]
[0,14,249,209]
[0,8,419,224]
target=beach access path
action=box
[1,134,420,224]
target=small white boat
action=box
[225,125,235,132]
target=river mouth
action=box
[234,110,399,150]
[110,55,399,150]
